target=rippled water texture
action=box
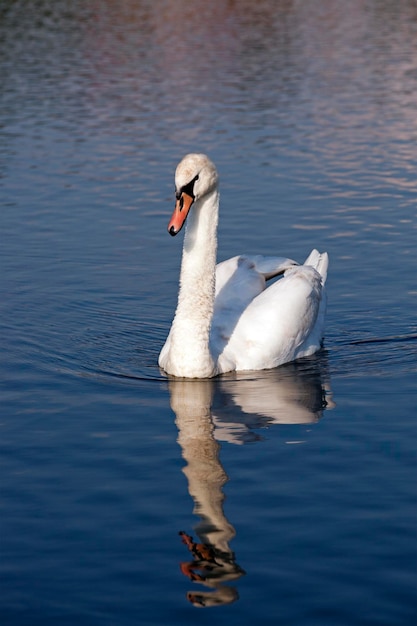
[1,1,416,624]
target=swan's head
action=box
[168,153,218,236]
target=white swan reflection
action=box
[169,356,334,607]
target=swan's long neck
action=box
[168,189,219,377]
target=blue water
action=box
[1,1,416,624]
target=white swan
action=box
[159,154,328,378]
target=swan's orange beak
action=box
[168,191,194,236]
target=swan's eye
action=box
[180,174,200,199]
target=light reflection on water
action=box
[1,0,416,624]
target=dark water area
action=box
[1,1,416,624]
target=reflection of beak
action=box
[168,191,194,236]
[187,587,239,608]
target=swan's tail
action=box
[304,249,329,284]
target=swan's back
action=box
[213,249,328,373]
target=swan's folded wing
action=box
[216,264,324,372]
[211,255,297,361]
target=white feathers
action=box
[159,154,328,378]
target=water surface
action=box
[1,1,416,624]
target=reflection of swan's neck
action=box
[169,190,219,378]
[171,381,235,554]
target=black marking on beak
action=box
[175,173,199,207]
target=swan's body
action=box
[159,154,328,378]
